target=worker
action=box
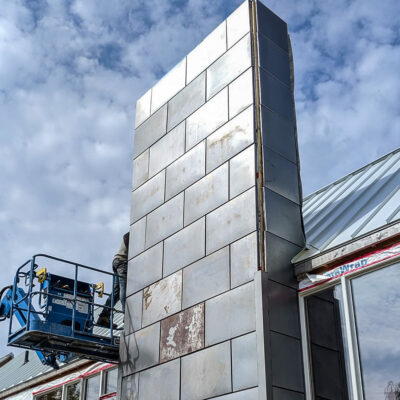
[97,232,129,328]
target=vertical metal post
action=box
[72,264,78,337]
[341,276,364,400]
[110,273,115,338]
[299,295,313,399]
[26,257,35,330]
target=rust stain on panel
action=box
[160,303,204,363]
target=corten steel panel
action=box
[124,291,142,334]
[128,217,146,259]
[257,2,288,52]
[148,121,185,177]
[135,89,151,128]
[186,88,228,151]
[138,359,180,400]
[127,242,163,296]
[206,187,257,254]
[265,280,300,339]
[261,107,296,163]
[213,388,258,400]
[232,332,258,391]
[272,387,305,400]
[167,72,206,131]
[270,332,304,393]
[259,68,293,123]
[132,149,149,190]
[163,218,205,277]
[160,303,204,363]
[206,106,254,174]
[145,193,184,248]
[151,58,186,113]
[229,145,255,199]
[264,232,302,288]
[258,33,290,87]
[230,231,258,288]
[120,323,160,376]
[229,68,254,119]
[182,246,230,309]
[184,163,229,226]
[165,141,205,200]
[207,34,252,99]
[205,281,256,346]
[181,341,231,400]
[263,147,300,204]
[121,373,139,400]
[226,0,250,49]
[133,104,167,158]
[187,21,227,84]
[142,270,182,327]
[130,170,165,223]
[264,188,304,246]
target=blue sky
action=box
[0,0,399,358]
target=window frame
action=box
[299,252,400,400]
[101,367,118,396]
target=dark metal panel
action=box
[263,147,300,205]
[270,332,304,393]
[260,105,296,163]
[264,188,304,246]
[272,387,305,400]
[258,33,290,87]
[259,68,293,123]
[256,1,288,52]
[265,280,300,339]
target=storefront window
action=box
[104,368,118,394]
[351,263,400,399]
[36,388,62,400]
[65,381,80,400]
[302,261,400,400]
[85,374,100,400]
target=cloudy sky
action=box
[0,0,399,358]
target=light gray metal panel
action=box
[184,163,229,226]
[134,105,167,158]
[135,89,151,128]
[138,359,180,400]
[229,68,253,119]
[206,187,256,254]
[149,121,185,177]
[167,72,206,131]
[132,149,149,190]
[182,246,229,309]
[129,217,146,259]
[142,270,182,327]
[263,147,300,204]
[232,332,258,391]
[121,373,139,400]
[207,34,251,99]
[230,231,258,288]
[181,341,231,400]
[151,58,186,113]
[205,281,256,346]
[187,21,227,83]
[131,170,165,223]
[146,193,184,248]
[164,218,205,277]
[186,88,228,151]
[165,141,205,200]
[125,291,142,334]
[229,145,255,199]
[213,388,258,400]
[206,106,254,173]
[120,323,160,375]
[227,0,250,48]
[264,188,304,246]
[126,242,163,295]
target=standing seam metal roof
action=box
[293,147,400,263]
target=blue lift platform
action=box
[0,255,123,368]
